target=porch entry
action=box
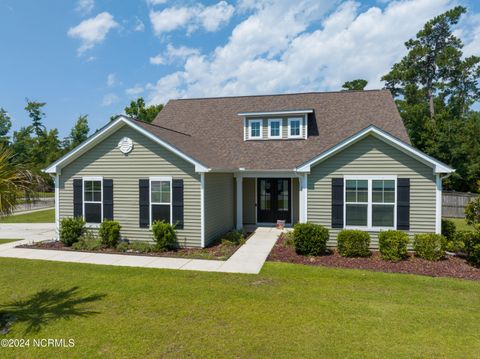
[257,178,291,223]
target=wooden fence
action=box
[442,191,479,218]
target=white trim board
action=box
[238,109,313,117]
[44,116,209,174]
[295,125,454,174]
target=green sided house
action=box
[44,90,454,248]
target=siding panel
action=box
[59,125,202,247]
[307,135,436,248]
[204,173,235,245]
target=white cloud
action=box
[146,0,168,5]
[199,1,236,32]
[107,73,117,87]
[150,44,200,66]
[76,0,94,15]
[146,0,469,105]
[149,1,234,36]
[149,54,165,65]
[68,12,118,54]
[102,93,119,106]
[134,17,145,32]
[126,86,145,96]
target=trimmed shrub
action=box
[441,219,456,241]
[152,220,177,251]
[463,230,480,267]
[413,233,446,261]
[221,230,245,246]
[337,230,371,257]
[284,231,295,247]
[446,230,468,254]
[129,241,156,253]
[98,220,121,248]
[378,230,409,261]
[292,223,329,256]
[72,231,102,251]
[60,217,85,246]
[116,241,129,252]
[465,196,480,228]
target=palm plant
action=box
[0,145,43,216]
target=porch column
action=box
[299,174,308,223]
[236,176,243,230]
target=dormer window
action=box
[239,109,312,141]
[268,119,282,139]
[249,120,262,139]
[288,118,302,139]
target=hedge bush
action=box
[152,220,177,251]
[378,230,409,261]
[60,217,85,246]
[292,223,329,256]
[72,231,102,251]
[413,233,446,261]
[463,230,480,267]
[337,230,371,257]
[221,230,245,246]
[465,196,480,228]
[98,220,121,248]
[441,219,456,241]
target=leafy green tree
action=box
[342,79,368,91]
[66,115,90,150]
[383,7,467,118]
[382,6,480,192]
[0,107,12,146]
[25,100,46,136]
[10,126,34,166]
[124,98,163,123]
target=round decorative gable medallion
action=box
[118,137,133,154]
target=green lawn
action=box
[0,209,54,223]
[0,259,479,358]
[445,217,476,231]
[0,239,20,244]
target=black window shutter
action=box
[103,179,114,221]
[331,178,344,228]
[397,178,410,230]
[172,179,184,229]
[73,179,83,218]
[139,179,150,228]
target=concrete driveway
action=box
[0,223,56,246]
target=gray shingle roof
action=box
[137,90,409,170]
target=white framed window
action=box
[268,119,282,139]
[83,176,103,224]
[288,117,302,138]
[249,119,263,139]
[149,177,172,226]
[344,176,396,230]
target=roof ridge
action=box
[130,118,192,137]
[169,89,388,101]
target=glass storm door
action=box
[257,178,291,223]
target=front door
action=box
[257,178,291,223]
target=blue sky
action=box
[1,0,479,138]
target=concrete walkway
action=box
[0,224,281,274]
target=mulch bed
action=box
[18,236,251,261]
[268,233,480,281]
